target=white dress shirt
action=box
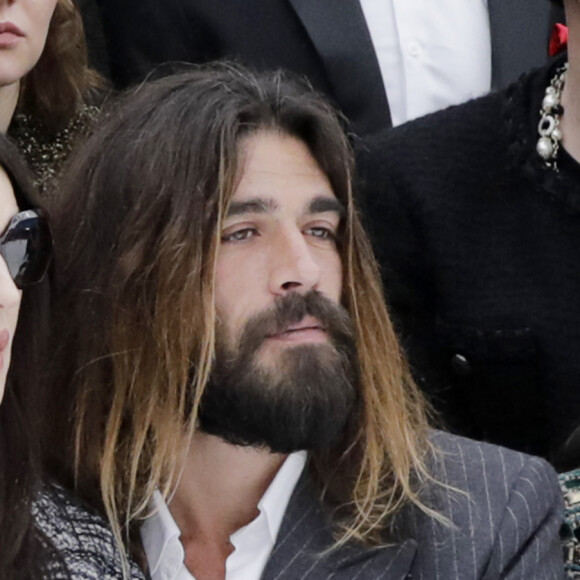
[359,0,492,126]
[140,451,307,580]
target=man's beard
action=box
[198,291,358,453]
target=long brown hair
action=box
[47,64,437,562]
[0,135,54,579]
[18,0,102,131]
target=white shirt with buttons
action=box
[140,451,307,580]
[359,0,491,126]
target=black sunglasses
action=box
[0,209,52,289]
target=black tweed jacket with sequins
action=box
[9,105,100,197]
[357,54,580,463]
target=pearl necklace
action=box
[537,63,568,170]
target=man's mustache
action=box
[230,290,355,355]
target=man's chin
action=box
[203,292,358,453]
[256,339,336,371]
[199,340,357,454]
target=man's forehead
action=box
[230,131,341,213]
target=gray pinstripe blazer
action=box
[261,431,564,579]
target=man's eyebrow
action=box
[308,196,345,217]
[226,198,279,216]
[225,195,344,217]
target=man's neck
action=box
[560,9,580,162]
[169,432,287,579]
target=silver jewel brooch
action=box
[537,63,568,170]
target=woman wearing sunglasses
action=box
[0,133,144,579]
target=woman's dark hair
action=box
[0,134,53,579]
[19,0,103,132]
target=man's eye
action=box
[305,227,335,240]
[221,228,257,242]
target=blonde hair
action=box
[47,65,439,569]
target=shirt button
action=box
[407,41,421,57]
[451,353,472,376]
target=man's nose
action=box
[268,228,320,295]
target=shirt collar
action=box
[256,450,307,541]
[139,450,307,578]
[140,490,184,578]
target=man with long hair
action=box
[47,65,563,579]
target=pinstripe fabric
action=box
[260,431,564,579]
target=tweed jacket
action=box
[33,485,145,579]
[95,0,557,137]
[258,431,563,579]
[357,56,580,463]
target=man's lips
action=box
[267,317,327,343]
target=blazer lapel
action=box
[488,0,552,89]
[261,473,417,580]
[287,0,391,135]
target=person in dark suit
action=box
[76,0,110,77]
[94,0,559,136]
[45,64,563,579]
[357,0,578,464]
